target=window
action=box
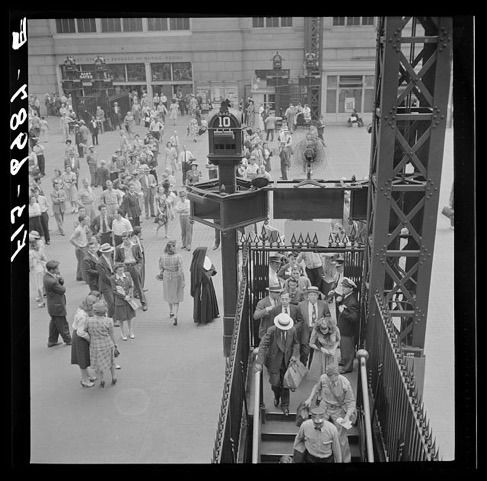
[281,17,292,27]
[126,64,146,82]
[169,17,190,30]
[148,17,168,31]
[266,17,280,28]
[122,18,143,32]
[172,62,192,81]
[108,64,127,82]
[56,19,75,34]
[326,76,337,113]
[346,17,361,26]
[101,18,122,32]
[252,17,264,27]
[76,18,96,33]
[334,17,375,26]
[151,63,172,81]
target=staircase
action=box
[258,410,361,463]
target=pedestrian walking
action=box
[158,239,185,325]
[110,263,137,341]
[114,235,148,312]
[253,285,282,343]
[303,364,356,462]
[293,406,342,463]
[95,160,111,190]
[174,190,193,251]
[86,301,119,388]
[111,209,133,246]
[86,146,98,187]
[139,165,157,219]
[29,232,47,308]
[169,98,179,126]
[77,178,97,221]
[179,146,194,185]
[309,316,341,377]
[62,166,79,213]
[83,239,101,292]
[71,293,99,388]
[99,180,123,217]
[50,181,66,236]
[254,313,301,415]
[70,214,90,282]
[189,247,219,326]
[334,278,359,374]
[89,116,99,145]
[120,182,142,227]
[154,186,173,238]
[91,204,114,246]
[96,243,116,319]
[28,194,45,240]
[44,260,72,347]
[32,142,46,177]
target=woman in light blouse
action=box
[28,195,44,239]
[71,293,100,388]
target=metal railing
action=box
[365,294,440,461]
[356,350,374,462]
[211,248,251,463]
[251,353,262,464]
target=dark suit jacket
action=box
[120,192,141,218]
[114,244,143,265]
[91,214,114,235]
[337,292,360,338]
[96,255,114,293]
[43,273,67,317]
[95,167,110,189]
[296,299,330,361]
[256,325,300,384]
[83,252,100,290]
[253,296,281,339]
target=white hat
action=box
[274,313,294,331]
[99,243,114,253]
[341,277,357,289]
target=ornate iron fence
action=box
[211,247,251,463]
[366,293,440,461]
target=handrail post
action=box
[251,348,261,464]
[357,349,374,462]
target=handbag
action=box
[127,298,141,310]
[283,359,308,390]
[114,347,120,357]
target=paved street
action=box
[29,115,454,462]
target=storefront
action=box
[195,81,239,111]
[324,73,375,124]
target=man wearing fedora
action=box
[44,260,72,347]
[293,405,342,463]
[96,243,116,319]
[139,165,157,219]
[253,285,282,343]
[335,277,359,374]
[297,286,330,368]
[255,313,301,415]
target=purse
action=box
[127,298,141,310]
[283,359,308,390]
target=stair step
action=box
[264,410,297,423]
[261,419,299,442]
[259,439,294,463]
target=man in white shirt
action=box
[296,251,326,294]
[174,190,192,250]
[178,146,194,185]
[33,187,50,245]
[111,208,133,247]
[70,214,90,282]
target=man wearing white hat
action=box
[255,313,301,415]
[335,277,359,374]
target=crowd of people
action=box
[254,251,360,463]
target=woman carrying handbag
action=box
[110,263,137,341]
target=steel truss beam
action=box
[303,17,323,120]
[364,16,452,349]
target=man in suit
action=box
[335,278,360,374]
[96,243,116,319]
[91,204,114,246]
[139,164,157,219]
[297,286,330,367]
[255,313,301,415]
[83,239,100,292]
[95,160,111,190]
[114,234,148,311]
[120,182,141,227]
[253,285,282,344]
[266,291,301,336]
[43,260,72,347]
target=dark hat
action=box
[310,406,327,417]
[45,260,60,271]
[341,277,357,289]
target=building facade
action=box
[28,17,378,123]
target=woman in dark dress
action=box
[190,247,219,325]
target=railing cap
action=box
[356,349,369,360]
